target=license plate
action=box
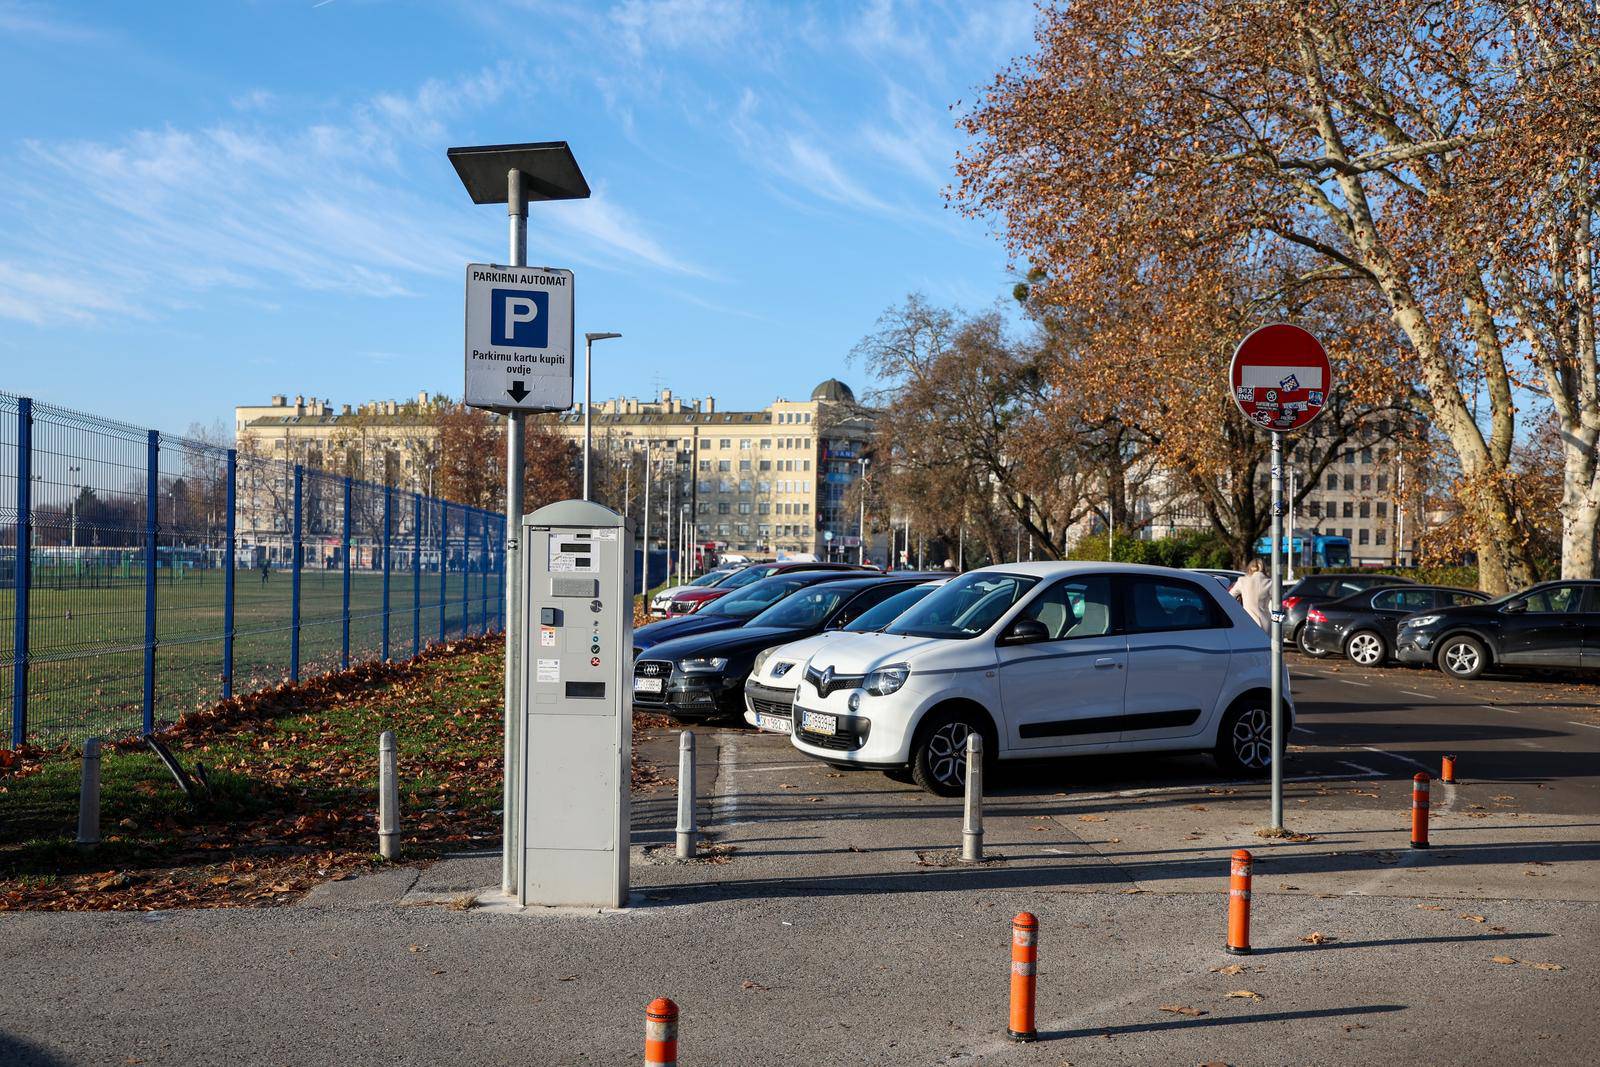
[756,713,792,734]
[801,710,837,736]
[633,676,663,693]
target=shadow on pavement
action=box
[1038,1003,1406,1041]
[0,1033,70,1067]
[1249,930,1551,954]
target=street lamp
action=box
[582,331,622,500]
[447,140,590,900]
[67,464,81,549]
[857,456,869,565]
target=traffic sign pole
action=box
[1269,433,1284,830]
[502,166,526,896]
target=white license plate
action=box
[634,676,663,693]
[801,710,837,736]
[756,713,792,734]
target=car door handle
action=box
[1094,657,1119,669]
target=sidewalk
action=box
[2,727,1595,1066]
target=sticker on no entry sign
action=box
[463,264,575,413]
[1228,323,1333,434]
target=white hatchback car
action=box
[788,562,1291,795]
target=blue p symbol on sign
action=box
[490,289,549,346]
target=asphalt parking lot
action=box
[1,655,1595,1065]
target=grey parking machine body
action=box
[517,499,635,907]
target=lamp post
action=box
[447,141,591,898]
[582,332,622,500]
[857,457,869,565]
[68,464,81,549]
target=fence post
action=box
[438,500,447,642]
[222,448,237,701]
[461,508,471,637]
[381,484,392,662]
[143,429,159,735]
[412,492,421,657]
[479,509,490,635]
[341,475,352,670]
[291,465,303,683]
[11,397,32,749]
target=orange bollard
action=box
[1007,912,1038,1042]
[1225,849,1252,955]
[1411,773,1431,850]
[1441,755,1457,784]
[645,997,678,1067]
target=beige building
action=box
[234,378,877,561]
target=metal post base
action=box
[1006,1030,1037,1043]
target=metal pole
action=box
[1269,432,1285,830]
[675,730,697,858]
[378,729,399,859]
[11,398,32,749]
[76,737,101,846]
[341,476,352,670]
[962,732,983,862]
[665,468,673,588]
[438,500,448,641]
[222,449,237,700]
[502,166,528,896]
[460,508,471,636]
[411,492,422,658]
[642,454,652,594]
[291,465,303,683]
[583,336,593,499]
[381,484,392,661]
[858,458,868,565]
[143,430,159,734]
[1286,465,1297,583]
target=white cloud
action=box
[610,0,752,57]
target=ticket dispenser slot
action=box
[517,500,634,908]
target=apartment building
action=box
[234,378,875,561]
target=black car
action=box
[633,570,867,655]
[632,574,941,721]
[1396,580,1600,680]
[1283,572,1416,652]
[1299,585,1489,666]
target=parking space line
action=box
[1487,705,1521,714]
[725,761,823,774]
[1399,689,1439,700]
[1339,679,1372,687]
[1568,720,1600,731]
[1359,745,1435,774]
[1058,766,1383,803]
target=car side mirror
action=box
[999,618,1050,646]
[1502,601,1525,614]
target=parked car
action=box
[1395,580,1600,680]
[632,574,942,722]
[665,560,869,615]
[1299,585,1490,666]
[788,562,1292,796]
[1187,567,1244,589]
[649,566,739,617]
[633,570,867,655]
[1283,572,1416,652]
[743,578,949,734]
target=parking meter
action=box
[517,499,634,907]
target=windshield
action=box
[707,576,812,618]
[719,564,778,590]
[689,570,729,588]
[885,573,1040,639]
[846,585,938,632]
[748,586,853,629]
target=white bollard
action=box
[676,731,697,859]
[76,737,101,846]
[378,730,399,859]
[962,732,983,862]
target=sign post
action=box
[1228,323,1332,831]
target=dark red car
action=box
[666,561,870,615]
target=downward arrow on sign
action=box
[506,381,530,402]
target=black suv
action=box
[1395,580,1600,680]
[1283,572,1415,653]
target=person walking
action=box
[1229,558,1272,630]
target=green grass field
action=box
[2,565,501,747]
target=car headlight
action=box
[863,663,910,696]
[679,656,728,673]
[1402,615,1441,629]
[751,647,774,675]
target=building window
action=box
[1326,473,1337,490]
[718,523,730,536]
[1359,528,1370,545]
[1344,448,1355,464]
[1309,501,1321,518]
[1376,529,1388,545]
[717,460,731,472]
[1343,527,1353,539]
[757,480,771,493]
[1377,448,1389,464]
[759,525,770,538]
[719,438,730,449]
[1361,447,1372,464]
[739,459,751,471]
[758,502,770,514]
[719,479,733,492]
[760,438,771,449]
[1360,474,1371,491]
[697,480,712,493]
[1359,502,1371,519]
[740,438,751,450]
[738,502,752,514]
[1344,474,1354,491]
[1376,502,1388,519]
[718,502,731,515]
[739,479,752,493]
[1376,474,1388,492]
[803,460,811,471]
[802,503,810,514]
[696,501,709,515]
[1342,502,1353,518]
[759,459,771,471]
[698,459,710,472]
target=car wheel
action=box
[1437,635,1488,680]
[1344,629,1387,667]
[1214,701,1274,777]
[911,709,985,797]
[1296,626,1331,658]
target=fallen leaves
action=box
[1210,963,1249,975]
[1460,914,1487,923]
[1076,814,1106,822]
[740,979,771,991]
[1158,1005,1208,1016]
[1299,931,1335,945]
[1225,990,1264,1000]
[1490,956,1564,972]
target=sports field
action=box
[1,563,499,746]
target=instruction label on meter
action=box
[549,537,598,573]
[536,659,560,683]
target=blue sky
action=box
[0,0,1035,434]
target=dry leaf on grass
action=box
[1210,963,1248,975]
[1300,931,1335,945]
[1226,990,1264,1000]
[1460,914,1487,923]
[1158,1005,1208,1016]
[1529,962,1564,971]
[1490,956,1518,965]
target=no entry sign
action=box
[1228,324,1332,433]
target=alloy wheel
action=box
[1230,707,1272,771]
[1443,641,1480,676]
[1347,632,1383,666]
[925,720,972,788]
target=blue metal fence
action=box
[1,392,506,749]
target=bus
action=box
[1253,534,1351,569]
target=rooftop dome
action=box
[810,378,855,403]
